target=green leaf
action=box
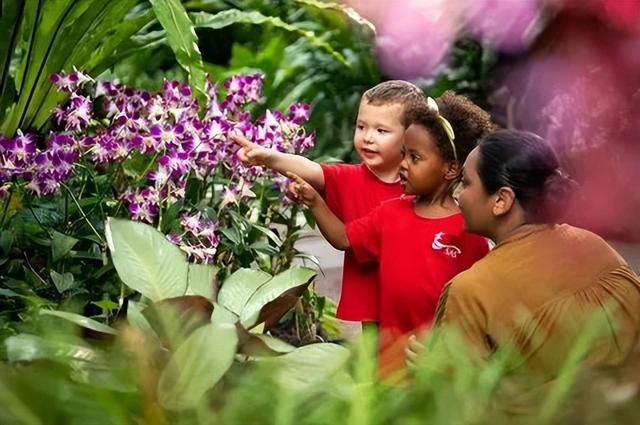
[51,230,79,262]
[49,270,76,293]
[219,227,241,246]
[239,332,295,357]
[249,241,279,256]
[265,343,350,390]
[39,309,117,335]
[5,333,101,363]
[91,299,119,312]
[105,217,188,302]
[217,268,272,317]
[240,267,316,329]
[127,300,161,344]
[251,223,283,246]
[186,262,218,300]
[190,10,348,66]
[149,0,207,109]
[157,303,238,411]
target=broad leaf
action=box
[149,0,207,108]
[5,333,101,363]
[40,309,117,335]
[191,10,348,66]
[186,262,218,300]
[127,300,161,344]
[143,295,214,349]
[158,303,238,410]
[238,329,295,357]
[217,268,272,317]
[105,217,188,301]
[265,343,350,390]
[240,267,316,329]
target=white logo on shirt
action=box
[432,232,462,258]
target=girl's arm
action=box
[287,172,350,250]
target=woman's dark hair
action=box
[476,129,577,223]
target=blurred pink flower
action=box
[465,0,543,52]
[373,0,464,79]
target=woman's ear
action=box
[492,186,516,217]
[443,161,461,181]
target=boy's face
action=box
[353,100,405,176]
[398,124,450,196]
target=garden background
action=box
[1,0,639,424]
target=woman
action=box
[409,129,640,377]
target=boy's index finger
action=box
[230,133,254,149]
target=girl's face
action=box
[398,124,451,197]
[455,147,495,236]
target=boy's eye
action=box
[377,128,388,134]
[411,154,419,162]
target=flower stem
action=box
[61,182,104,244]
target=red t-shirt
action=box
[321,163,403,322]
[346,196,489,378]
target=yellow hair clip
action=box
[426,97,457,163]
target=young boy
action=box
[231,81,427,330]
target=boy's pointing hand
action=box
[230,133,272,166]
[286,172,320,207]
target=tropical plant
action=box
[0,66,333,343]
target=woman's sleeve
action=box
[434,279,492,361]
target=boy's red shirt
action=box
[321,163,403,322]
[345,196,490,378]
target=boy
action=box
[231,81,427,330]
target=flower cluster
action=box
[0,69,314,262]
[166,212,220,263]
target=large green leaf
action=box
[157,303,238,410]
[143,295,213,349]
[149,0,207,108]
[39,309,117,335]
[127,300,162,344]
[190,10,348,66]
[186,262,218,300]
[240,267,316,329]
[264,343,350,390]
[5,333,101,363]
[105,217,188,302]
[217,268,272,317]
[0,0,25,110]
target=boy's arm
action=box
[287,172,349,250]
[230,134,325,191]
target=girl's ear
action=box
[492,186,516,217]
[443,161,461,181]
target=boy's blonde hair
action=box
[362,80,427,127]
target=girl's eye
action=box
[400,150,406,158]
[377,128,388,134]
[411,154,419,162]
[356,124,364,130]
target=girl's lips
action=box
[360,148,378,155]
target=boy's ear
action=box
[492,186,516,217]
[443,161,461,181]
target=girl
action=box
[288,91,494,380]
